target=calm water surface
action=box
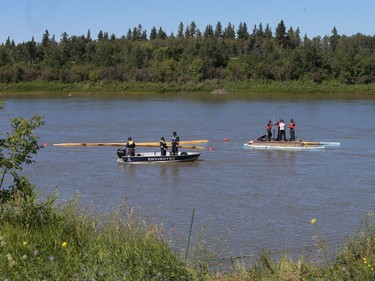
[1,93,375,262]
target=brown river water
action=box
[1,92,375,264]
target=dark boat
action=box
[117,149,200,163]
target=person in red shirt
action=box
[266,120,273,141]
[289,119,296,141]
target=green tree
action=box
[214,21,223,38]
[330,26,340,52]
[275,20,287,47]
[223,22,235,39]
[189,58,204,81]
[157,27,167,39]
[150,26,158,40]
[0,102,45,202]
[41,29,50,47]
[86,29,92,42]
[204,25,214,38]
[177,22,184,38]
[189,21,197,37]
[237,22,249,39]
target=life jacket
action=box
[127,140,135,148]
[267,123,272,130]
[289,122,295,129]
[160,140,167,148]
[172,136,180,144]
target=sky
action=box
[1,0,375,44]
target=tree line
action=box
[1,20,375,85]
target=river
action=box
[1,92,375,264]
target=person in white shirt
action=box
[278,119,286,141]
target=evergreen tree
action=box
[61,32,69,43]
[189,21,197,37]
[157,27,167,39]
[264,23,273,39]
[141,30,148,40]
[150,26,158,40]
[275,20,286,47]
[42,30,50,47]
[5,37,12,46]
[223,22,235,39]
[214,21,223,38]
[25,37,37,65]
[177,22,184,38]
[126,29,132,40]
[237,22,249,39]
[86,29,92,42]
[98,30,104,40]
[204,25,214,38]
[330,26,340,51]
[256,23,264,38]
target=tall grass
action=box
[207,213,375,281]
[0,196,195,280]
[2,188,375,280]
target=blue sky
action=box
[1,0,374,43]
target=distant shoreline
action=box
[1,80,375,96]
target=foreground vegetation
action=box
[0,198,196,280]
[2,193,375,280]
[2,102,375,280]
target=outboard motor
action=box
[117,148,126,158]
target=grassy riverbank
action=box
[0,197,198,280]
[1,192,375,280]
[1,80,375,95]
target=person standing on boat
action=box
[266,120,273,141]
[275,119,280,140]
[289,119,296,141]
[160,137,168,156]
[171,131,180,155]
[126,137,136,156]
[278,119,286,141]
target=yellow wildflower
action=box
[22,241,27,246]
[61,241,68,247]
[310,218,317,224]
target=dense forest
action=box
[1,20,375,85]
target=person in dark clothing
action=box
[275,120,280,141]
[289,119,296,141]
[171,131,180,155]
[266,120,273,141]
[160,137,168,156]
[126,137,136,156]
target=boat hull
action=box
[117,151,201,163]
[244,140,325,150]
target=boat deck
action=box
[244,140,325,150]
